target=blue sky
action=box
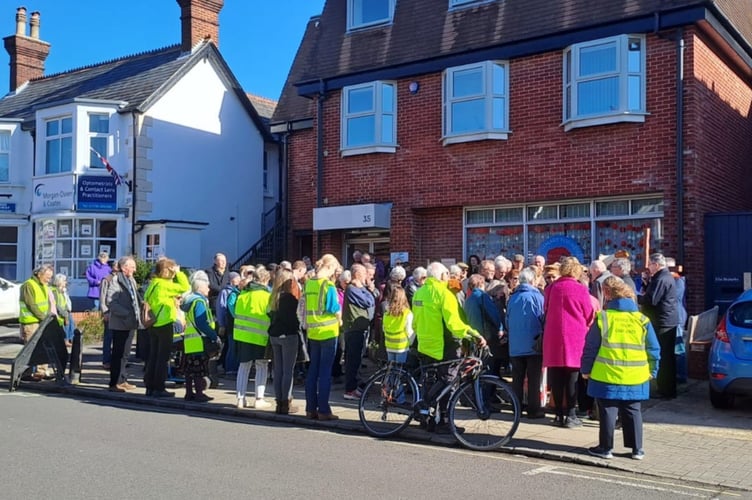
[0,1,325,101]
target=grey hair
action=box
[649,253,667,267]
[189,270,210,292]
[412,266,427,280]
[118,256,135,269]
[53,273,68,288]
[33,264,54,277]
[449,264,462,278]
[519,268,536,285]
[590,260,607,273]
[611,257,631,274]
[390,265,406,282]
[427,262,449,279]
[339,270,352,283]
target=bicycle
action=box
[357,345,521,451]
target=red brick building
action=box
[271,0,752,314]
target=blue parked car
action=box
[708,289,752,408]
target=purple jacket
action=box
[542,276,594,369]
[86,260,112,299]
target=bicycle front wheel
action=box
[448,375,520,451]
[358,366,418,438]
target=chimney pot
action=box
[29,11,40,39]
[15,7,26,36]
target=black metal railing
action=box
[230,203,285,269]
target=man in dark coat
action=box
[205,252,229,313]
[638,253,680,399]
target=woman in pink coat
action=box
[543,257,594,428]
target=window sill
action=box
[442,131,509,146]
[563,113,647,132]
[263,191,275,199]
[341,145,397,157]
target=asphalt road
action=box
[0,393,736,499]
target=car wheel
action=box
[709,386,734,409]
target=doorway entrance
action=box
[344,232,390,269]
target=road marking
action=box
[312,430,737,497]
[0,391,42,397]
[523,464,737,498]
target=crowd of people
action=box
[18,247,688,458]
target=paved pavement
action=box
[1,329,751,493]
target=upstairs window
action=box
[341,81,396,156]
[563,35,646,131]
[88,114,110,168]
[443,61,509,145]
[45,117,73,175]
[0,131,9,182]
[348,0,395,30]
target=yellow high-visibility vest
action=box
[383,308,410,353]
[590,310,651,385]
[184,297,215,355]
[304,278,339,341]
[19,278,49,324]
[233,288,271,346]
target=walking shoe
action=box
[587,446,613,459]
[193,393,213,403]
[184,393,195,401]
[108,385,125,393]
[116,383,135,391]
[527,409,547,419]
[551,416,565,427]
[343,389,362,400]
[317,413,339,421]
[631,449,645,460]
[253,399,273,409]
[236,399,248,409]
[565,416,583,428]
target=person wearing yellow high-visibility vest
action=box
[143,258,190,398]
[581,276,661,461]
[383,286,414,364]
[179,270,218,403]
[19,264,55,380]
[413,262,485,433]
[233,267,273,410]
[303,254,342,421]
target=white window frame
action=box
[340,81,397,157]
[563,34,647,131]
[347,0,395,31]
[442,60,509,146]
[0,130,10,183]
[44,116,73,175]
[88,113,110,169]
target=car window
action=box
[729,301,752,328]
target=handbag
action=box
[203,336,222,359]
[140,287,161,328]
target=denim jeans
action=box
[305,337,337,415]
[387,351,408,363]
[63,315,76,342]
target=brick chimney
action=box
[177,0,224,52]
[3,7,50,91]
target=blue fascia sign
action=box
[0,202,16,213]
[77,175,117,211]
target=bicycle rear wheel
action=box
[358,366,418,438]
[448,375,520,451]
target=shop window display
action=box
[35,217,117,278]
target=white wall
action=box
[146,58,266,269]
